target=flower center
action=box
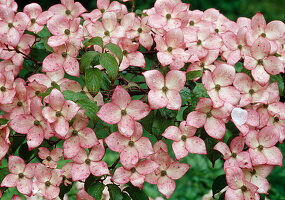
[257,145,264,151]
[261,33,266,38]
[206,111,212,118]
[215,28,219,33]
[56,111,62,117]
[274,116,279,123]
[85,158,91,165]
[166,13,171,20]
[189,20,194,26]
[123,50,128,56]
[167,46,173,53]
[249,89,255,95]
[72,129,79,136]
[161,170,167,176]
[162,86,168,93]
[31,18,36,24]
[215,84,221,91]
[128,140,135,147]
[64,29,70,35]
[137,27,143,33]
[34,120,41,126]
[17,101,23,107]
[8,23,13,28]
[1,86,6,92]
[231,152,237,158]
[263,104,268,108]
[18,173,24,179]
[197,40,202,45]
[51,81,57,87]
[257,59,263,65]
[121,109,127,116]
[45,181,51,187]
[200,62,205,68]
[46,156,52,161]
[62,52,68,58]
[35,90,41,95]
[237,44,242,50]
[241,185,247,192]
[104,31,110,36]
[65,9,71,15]
[181,135,187,142]
[100,8,105,13]
[251,169,256,175]
[131,167,136,173]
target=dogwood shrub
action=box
[0,0,284,199]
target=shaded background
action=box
[13,0,285,199]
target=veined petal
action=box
[96,103,121,124]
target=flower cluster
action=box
[0,0,284,199]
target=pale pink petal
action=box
[251,65,270,86]
[104,132,129,152]
[102,12,117,31]
[1,174,18,187]
[64,136,80,159]
[89,140,105,161]
[167,162,190,180]
[96,103,121,124]
[172,141,188,160]
[130,172,145,189]
[258,126,279,147]
[265,21,285,40]
[90,161,110,176]
[120,147,139,170]
[263,56,284,75]
[186,136,207,154]
[143,70,164,90]
[47,35,68,47]
[42,107,57,123]
[135,137,154,159]
[162,126,181,142]
[165,70,186,91]
[214,142,231,159]
[263,147,283,166]
[126,100,150,120]
[230,136,245,153]
[118,115,135,137]
[63,56,80,77]
[148,90,168,109]
[157,52,173,66]
[157,176,176,199]
[186,111,206,128]
[225,188,243,200]
[9,115,34,134]
[166,90,182,110]
[27,126,44,150]
[71,163,90,181]
[112,86,131,109]
[251,13,266,34]
[17,178,33,195]
[35,164,51,183]
[47,15,69,35]
[8,156,25,174]
[233,73,252,93]
[79,128,98,148]
[251,37,270,60]
[205,117,226,140]
[212,64,235,86]
[61,100,80,120]
[136,160,159,175]
[45,185,60,199]
[77,189,95,200]
[112,167,132,184]
[225,167,244,189]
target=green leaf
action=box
[123,185,149,200]
[0,109,5,115]
[84,174,97,191]
[212,174,227,196]
[11,136,26,152]
[87,182,105,199]
[107,184,123,200]
[62,90,89,102]
[186,70,202,80]
[59,182,73,199]
[80,51,100,72]
[76,99,99,124]
[141,110,155,134]
[0,118,8,125]
[0,167,10,183]
[159,107,178,119]
[85,68,102,96]
[99,53,119,81]
[41,37,54,52]
[270,74,284,96]
[104,43,123,64]
[18,143,36,161]
[37,26,51,37]
[31,48,49,62]
[153,110,174,140]
[122,192,131,200]
[85,37,104,49]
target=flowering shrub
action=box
[0,0,284,199]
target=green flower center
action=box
[34,120,41,126]
[257,59,263,65]
[18,173,24,179]
[56,111,62,117]
[131,167,136,173]
[45,181,51,187]
[257,145,264,151]
[62,52,68,58]
[31,18,36,24]
[249,89,255,95]
[100,8,105,13]
[237,44,242,50]
[161,170,167,176]
[166,14,171,20]
[215,84,221,91]
[72,129,79,136]
[123,50,128,56]
[121,109,127,116]
[46,156,52,161]
[206,111,212,118]
[128,140,135,147]
[181,135,187,142]
[104,31,110,36]
[274,116,279,123]
[167,46,173,53]
[8,23,13,28]
[197,40,202,45]
[85,158,91,165]
[1,86,6,92]
[17,102,23,107]
[162,86,168,93]
[241,185,247,192]
[261,33,266,38]
[231,152,237,158]
[137,28,143,33]
[64,29,70,35]
[189,20,194,26]
[65,10,71,15]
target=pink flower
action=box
[42,88,80,138]
[244,37,284,86]
[162,121,206,160]
[97,85,150,137]
[202,64,241,108]
[42,42,81,77]
[245,126,283,166]
[33,164,63,199]
[0,6,29,47]
[47,15,83,47]
[143,69,186,110]
[155,28,189,70]
[112,159,159,189]
[9,98,53,149]
[38,147,63,169]
[214,136,252,169]
[105,122,154,169]
[0,71,15,104]
[0,124,10,162]
[225,167,259,200]
[77,189,95,200]
[23,3,53,33]
[186,98,232,140]
[64,110,99,159]
[48,0,86,19]
[71,140,110,181]
[1,156,35,196]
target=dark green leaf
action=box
[104,43,123,64]
[23,59,35,72]
[122,192,131,200]
[159,108,178,119]
[11,136,26,152]
[0,109,5,115]
[0,118,8,125]
[141,110,155,134]
[62,90,89,102]
[84,174,97,191]
[31,48,49,62]
[107,184,123,200]
[85,68,102,96]
[19,143,35,161]
[76,99,99,124]
[186,70,202,80]
[41,37,54,52]
[85,37,104,49]
[218,191,225,200]
[80,51,100,72]
[99,53,119,81]
[87,181,105,199]
[37,26,51,37]
[123,185,149,200]
[0,167,10,183]
[153,110,174,140]
[59,182,73,199]
[212,174,227,196]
